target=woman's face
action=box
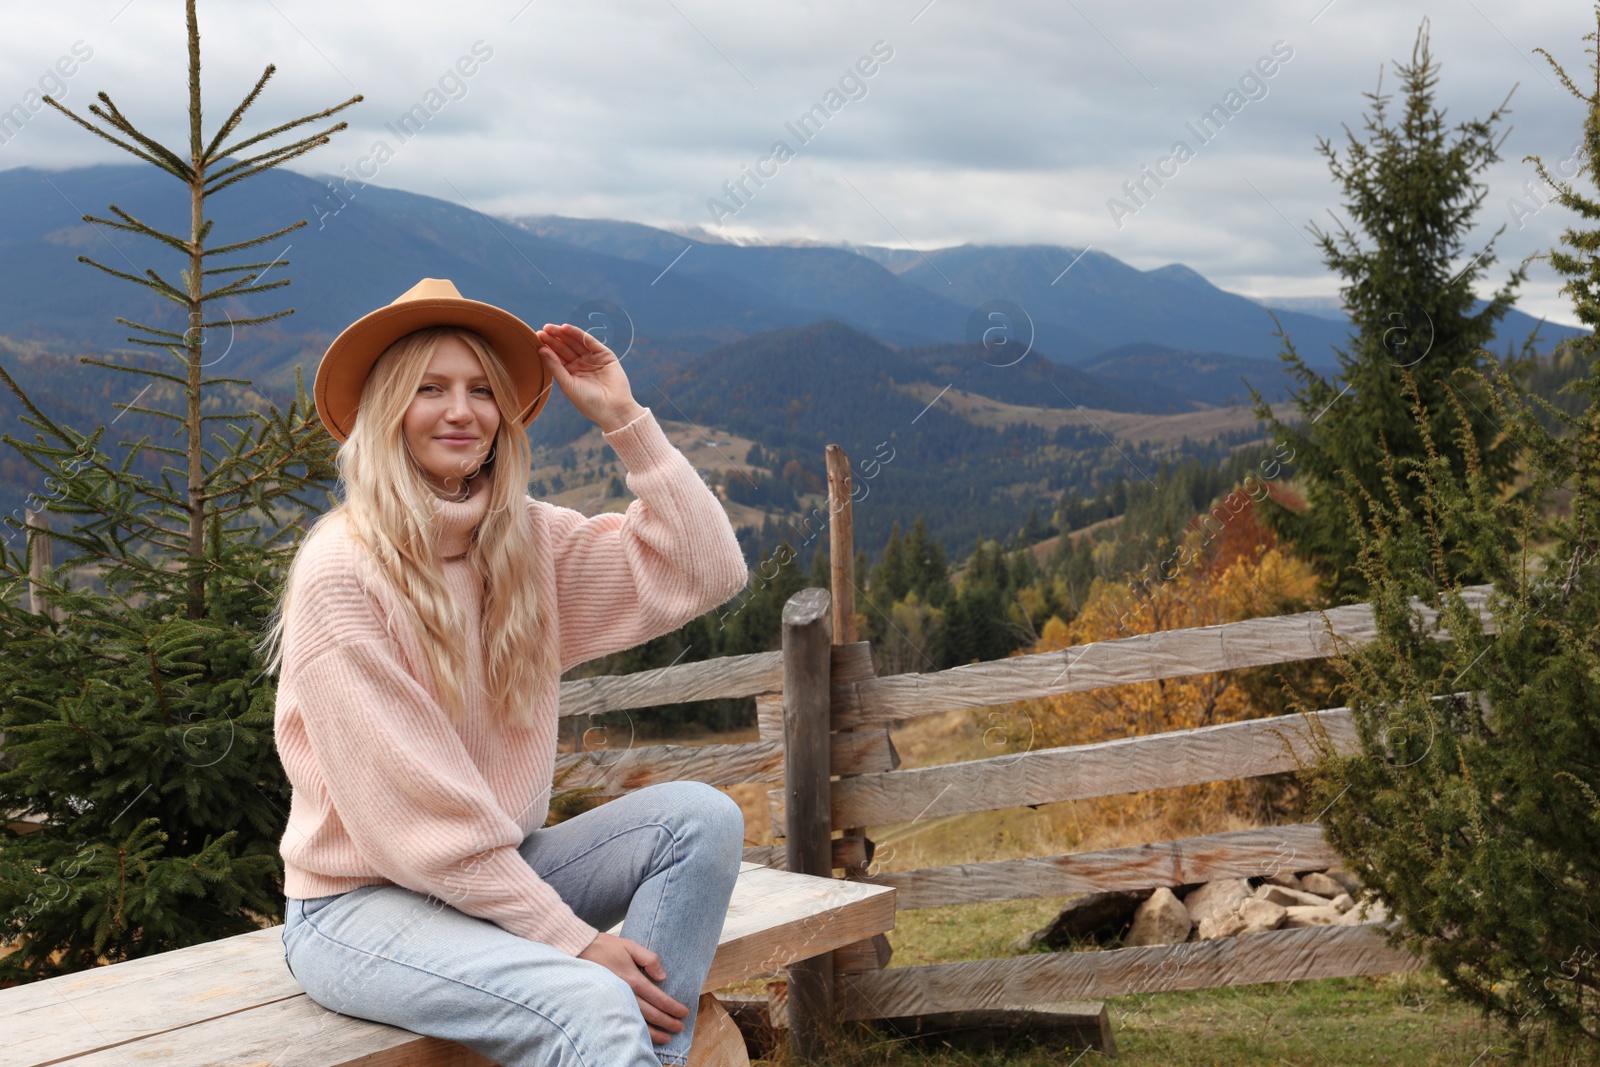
[402,334,502,495]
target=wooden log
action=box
[832,587,1493,728]
[835,922,1422,1021]
[832,932,893,975]
[558,650,783,719]
[781,586,834,1059]
[552,728,895,795]
[772,706,1361,831]
[852,824,1339,910]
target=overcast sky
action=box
[3,1,1592,326]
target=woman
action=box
[260,278,752,1066]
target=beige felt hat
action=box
[313,278,553,443]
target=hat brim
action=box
[314,296,553,443]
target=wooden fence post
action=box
[25,509,61,623]
[782,585,834,1060]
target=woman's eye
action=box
[474,387,494,397]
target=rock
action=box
[1329,893,1354,913]
[1253,884,1338,909]
[1012,889,1149,951]
[1181,879,1251,928]
[1263,871,1302,889]
[1300,872,1346,898]
[1339,898,1390,925]
[1124,887,1193,947]
[1197,910,1248,940]
[1283,905,1344,928]
[1237,898,1288,935]
[1323,867,1363,896]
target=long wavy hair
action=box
[259,326,558,731]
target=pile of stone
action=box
[1015,867,1390,953]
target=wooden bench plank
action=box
[3,862,894,1067]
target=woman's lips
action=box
[436,435,476,445]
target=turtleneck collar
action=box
[432,475,492,560]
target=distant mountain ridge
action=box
[0,164,1584,420]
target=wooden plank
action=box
[833,587,1492,728]
[857,824,1339,910]
[58,993,497,1067]
[554,640,873,722]
[557,650,783,719]
[2,926,303,1065]
[3,862,895,1067]
[704,863,895,990]
[756,694,784,742]
[552,728,895,795]
[832,932,892,975]
[772,707,1361,831]
[835,922,1422,1021]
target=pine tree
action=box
[1303,10,1600,1045]
[0,0,359,983]
[1252,19,1528,602]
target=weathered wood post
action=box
[825,445,856,646]
[782,585,833,1060]
[826,446,870,882]
[25,509,55,619]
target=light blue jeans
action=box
[280,780,745,1066]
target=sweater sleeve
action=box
[539,406,750,674]
[286,567,600,956]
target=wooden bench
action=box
[2,862,895,1066]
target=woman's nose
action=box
[443,388,474,420]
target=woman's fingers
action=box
[539,323,614,367]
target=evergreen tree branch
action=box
[76,359,189,388]
[205,220,305,257]
[207,92,361,163]
[72,257,187,304]
[199,277,290,302]
[39,97,188,179]
[86,94,192,177]
[204,132,347,195]
[78,209,192,256]
[201,64,276,163]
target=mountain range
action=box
[0,164,1581,405]
[0,162,1587,558]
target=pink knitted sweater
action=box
[273,407,749,957]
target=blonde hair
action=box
[259,326,558,730]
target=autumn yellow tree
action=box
[994,502,1318,845]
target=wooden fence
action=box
[541,440,1495,1048]
[550,581,1490,1033]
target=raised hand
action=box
[535,323,645,433]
